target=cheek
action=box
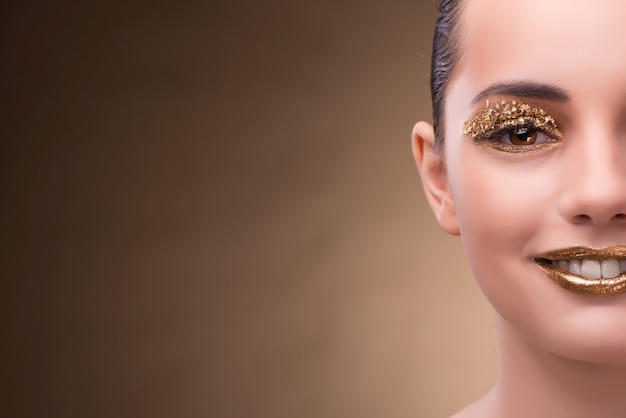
[448,150,626,363]
[451,153,552,275]
[447,149,556,324]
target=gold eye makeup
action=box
[463,99,562,153]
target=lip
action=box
[532,246,626,296]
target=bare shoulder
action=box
[448,392,493,418]
[449,406,476,418]
[449,405,474,418]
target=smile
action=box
[533,246,626,296]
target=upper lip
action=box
[533,246,626,261]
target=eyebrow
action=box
[470,81,570,106]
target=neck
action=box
[486,316,626,418]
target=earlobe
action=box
[411,121,460,235]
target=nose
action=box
[558,133,626,226]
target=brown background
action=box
[2,1,496,417]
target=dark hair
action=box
[431,0,465,152]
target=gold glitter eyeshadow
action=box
[463,99,561,140]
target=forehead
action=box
[456,0,626,101]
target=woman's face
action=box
[437,0,626,362]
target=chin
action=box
[537,311,626,365]
[551,342,626,365]
[487,271,626,365]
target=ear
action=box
[411,121,460,235]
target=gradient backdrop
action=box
[2,1,496,417]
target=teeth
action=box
[602,259,620,279]
[552,259,625,280]
[581,260,601,280]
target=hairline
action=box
[433,0,468,154]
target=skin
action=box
[413,0,626,417]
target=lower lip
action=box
[534,260,626,296]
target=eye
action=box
[501,127,553,146]
[463,99,562,153]
[476,122,561,153]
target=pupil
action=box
[516,128,531,142]
[510,128,536,145]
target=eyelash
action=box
[463,100,562,153]
[473,118,561,153]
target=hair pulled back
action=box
[431,0,464,152]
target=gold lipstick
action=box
[533,246,626,296]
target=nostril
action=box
[571,213,626,224]
[572,214,593,224]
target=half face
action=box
[442,0,626,363]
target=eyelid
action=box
[475,120,558,143]
[463,99,562,141]
[473,136,558,154]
